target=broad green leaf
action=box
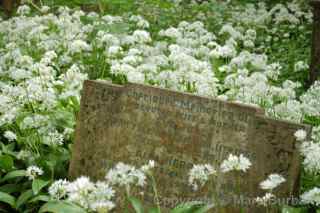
[96,23,130,34]
[16,189,33,209]
[0,184,21,193]
[39,201,86,213]
[1,143,16,156]
[0,191,15,207]
[128,197,144,213]
[0,155,14,171]
[171,201,204,213]
[50,110,75,128]
[0,170,26,183]
[29,195,50,203]
[148,207,161,213]
[32,179,50,195]
[282,206,308,213]
[193,204,215,213]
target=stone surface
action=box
[69,80,311,211]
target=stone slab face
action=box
[69,80,311,211]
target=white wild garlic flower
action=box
[301,187,320,206]
[260,174,286,191]
[141,160,156,173]
[188,164,216,191]
[26,166,44,180]
[105,162,147,188]
[294,129,307,141]
[89,181,115,211]
[220,154,252,173]
[49,179,70,200]
[49,177,115,211]
[3,131,17,141]
[66,176,96,209]
[300,141,320,173]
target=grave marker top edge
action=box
[84,80,311,131]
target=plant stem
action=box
[28,0,43,13]
[210,178,220,210]
[98,0,105,14]
[150,174,161,213]
[236,173,245,213]
[125,186,131,213]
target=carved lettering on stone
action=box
[69,80,311,211]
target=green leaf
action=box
[39,201,86,213]
[171,201,204,213]
[96,23,130,34]
[148,207,161,213]
[0,191,15,207]
[32,179,50,195]
[281,206,308,213]
[128,197,144,213]
[0,184,21,193]
[0,170,26,183]
[16,189,33,209]
[193,204,215,213]
[0,155,14,171]
[1,143,16,156]
[29,195,50,203]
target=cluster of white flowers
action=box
[105,162,147,188]
[188,164,216,191]
[301,187,320,206]
[297,120,320,179]
[259,174,286,191]
[188,154,251,191]
[294,61,309,72]
[49,177,115,212]
[220,154,252,173]
[48,161,155,211]
[297,127,320,206]
[3,131,17,141]
[295,127,320,175]
[48,179,69,200]
[300,141,320,173]
[0,2,315,138]
[301,81,320,117]
[43,130,64,146]
[108,20,221,96]
[254,174,285,207]
[26,165,44,180]
[17,5,31,15]
[0,4,90,166]
[312,126,320,142]
[1,1,319,210]
[129,15,150,29]
[231,2,311,28]
[294,129,307,141]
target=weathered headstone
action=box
[69,80,311,211]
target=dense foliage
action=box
[0,0,319,212]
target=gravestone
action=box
[69,80,311,211]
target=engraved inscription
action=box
[69,80,311,212]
